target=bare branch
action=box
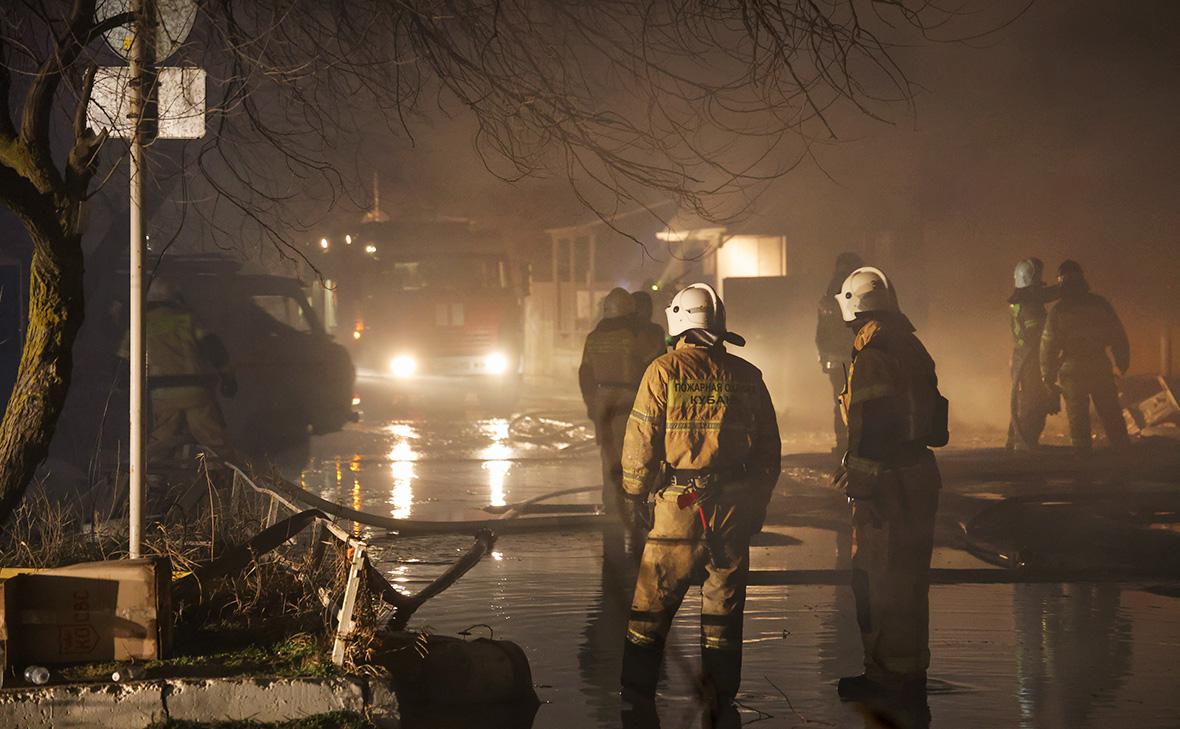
[18,0,131,191]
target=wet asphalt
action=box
[303,400,1180,729]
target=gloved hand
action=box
[621,494,652,532]
[219,373,239,398]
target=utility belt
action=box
[659,466,744,568]
[844,445,930,474]
[842,447,934,501]
[664,465,747,491]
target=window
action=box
[376,256,507,291]
[556,238,572,281]
[252,295,312,333]
[573,236,590,283]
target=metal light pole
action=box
[128,0,149,559]
[92,0,199,559]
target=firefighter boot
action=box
[620,689,660,729]
[838,672,927,702]
[621,640,662,699]
[700,647,742,715]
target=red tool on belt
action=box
[676,488,729,568]
[677,490,710,530]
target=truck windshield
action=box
[381,256,507,291]
[251,294,314,334]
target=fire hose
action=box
[254,473,603,536]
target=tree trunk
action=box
[0,230,84,521]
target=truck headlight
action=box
[484,352,509,376]
[389,354,417,378]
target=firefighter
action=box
[631,290,668,364]
[1006,258,1059,450]
[817,252,864,452]
[1040,260,1130,452]
[619,283,781,716]
[832,267,946,701]
[122,279,237,463]
[580,288,650,515]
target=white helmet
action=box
[836,266,898,322]
[1013,258,1044,289]
[666,283,726,337]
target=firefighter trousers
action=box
[148,389,232,463]
[1060,368,1129,450]
[624,483,753,700]
[1007,347,1049,449]
[850,453,941,684]
[592,386,637,515]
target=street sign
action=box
[96,0,198,62]
[88,66,206,139]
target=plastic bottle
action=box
[23,666,49,686]
[111,665,146,682]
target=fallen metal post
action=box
[222,463,498,641]
[332,541,368,666]
[265,494,279,528]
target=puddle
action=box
[306,411,1180,728]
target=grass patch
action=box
[146,712,375,729]
[4,468,382,683]
[57,633,340,683]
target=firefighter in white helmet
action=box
[619,282,781,720]
[832,266,947,701]
[816,252,864,452]
[1006,258,1059,450]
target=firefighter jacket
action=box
[621,339,781,505]
[840,313,942,482]
[1007,285,1057,352]
[578,316,656,411]
[121,303,229,398]
[817,279,856,370]
[1040,290,1129,383]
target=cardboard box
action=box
[0,558,171,669]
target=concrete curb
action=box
[0,675,399,728]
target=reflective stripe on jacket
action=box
[120,303,216,396]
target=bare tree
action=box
[0,0,1023,520]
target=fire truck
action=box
[316,218,527,411]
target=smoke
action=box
[720,0,1180,432]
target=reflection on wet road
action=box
[305,411,1180,729]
